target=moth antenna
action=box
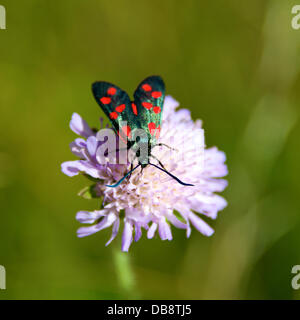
[149,162,194,186]
[154,143,178,152]
[106,164,141,188]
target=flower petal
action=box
[70,113,94,138]
[77,213,116,238]
[86,136,98,158]
[122,219,133,252]
[134,223,142,242]
[166,213,187,229]
[147,223,158,239]
[70,138,86,158]
[106,218,120,246]
[164,95,179,109]
[61,160,102,178]
[190,193,228,219]
[61,161,82,177]
[158,219,172,241]
[188,212,214,237]
[76,210,106,224]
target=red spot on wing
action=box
[155,125,161,139]
[100,97,111,104]
[109,112,118,120]
[148,122,156,132]
[115,104,126,113]
[142,84,152,92]
[153,106,161,114]
[142,101,153,110]
[122,125,131,138]
[131,102,138,115]
[107,87,117,95]
[151,91,162,98]
[148,122,161,139]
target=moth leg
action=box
[150,155,167,170]
[127,154,138,180]
[154,143,178,152]
[127,162,134,180]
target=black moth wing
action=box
[92,81,137,143]
[133,75,165,144]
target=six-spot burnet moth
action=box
[92,75,194,187]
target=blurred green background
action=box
[0,0,300,300]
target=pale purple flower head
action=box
[61,96,228,251]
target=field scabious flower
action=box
[61,96,228,251]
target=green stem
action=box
[112,247,140,299]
